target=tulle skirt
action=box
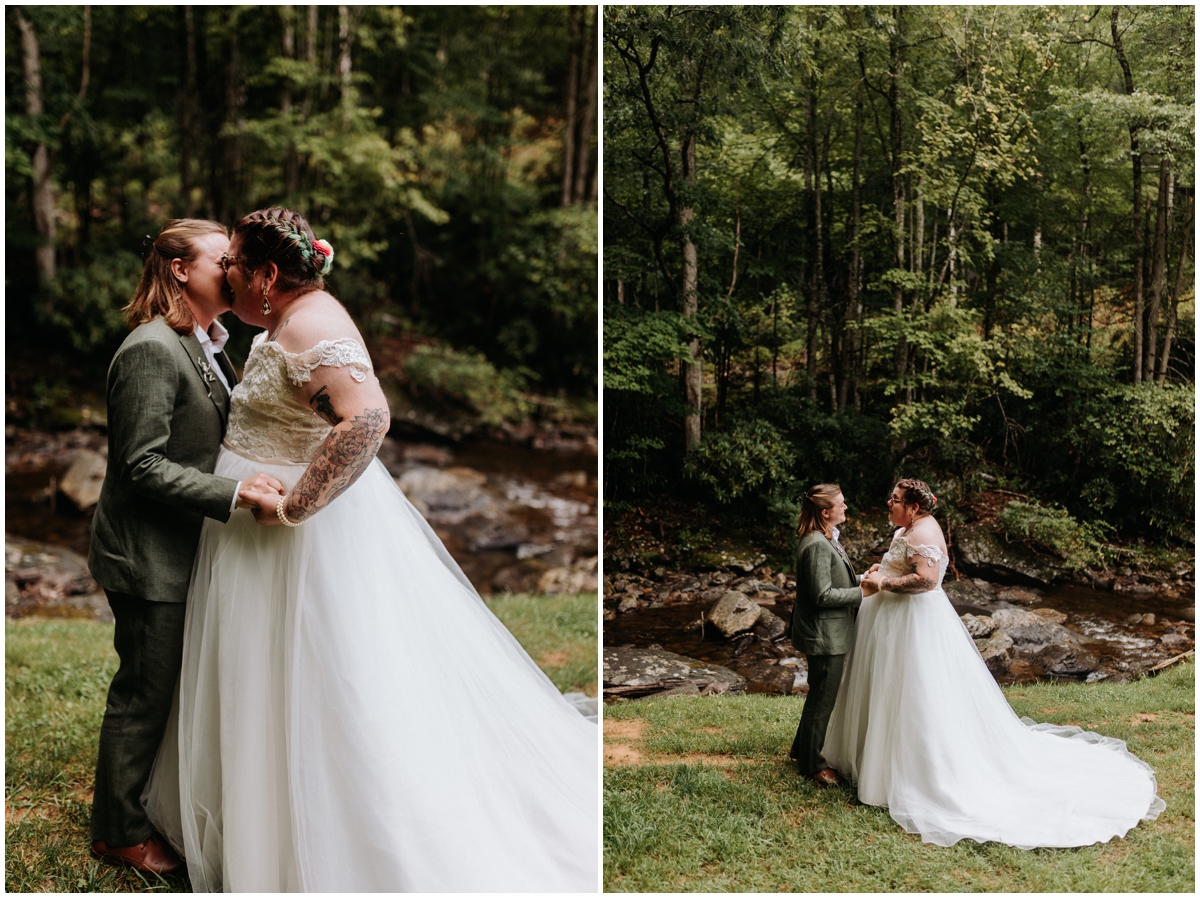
[144,447,598,892]
[823,587,1165,849]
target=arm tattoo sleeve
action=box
[309,386,343,426]
[880,570,938,594]
[285,407,388,522]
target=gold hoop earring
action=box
[261,284,272,316]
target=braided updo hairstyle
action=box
[232,207,333,294]
[796,483,842,540]
[895,478,938,516]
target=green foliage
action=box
[686,419,795,504]
[603,309,692,395]
[1069,384,1195,539]
[38,253,142,352]
[603,4,1194,545]
[996,499,1111,571]
[403,343,533,428]
[5,5,597,412]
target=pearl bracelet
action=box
[276,494,302,527]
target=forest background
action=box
[7,5,599,433]
[604,5,1194,571]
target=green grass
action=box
[6,593,597,892]
[487,592,598,695]
[604,660,1195,892]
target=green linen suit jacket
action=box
[88,317,240,604]
[790,530,862,656]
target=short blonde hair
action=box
[124,219,227,333]
[797,483,842,540]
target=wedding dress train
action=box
[822,531,1164,849]
[144,335,597,891]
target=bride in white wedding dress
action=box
[822,478,1164,849]
[142,208,597,892]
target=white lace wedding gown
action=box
[143,335,598,892]
[823,530,1165,849]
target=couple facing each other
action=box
[789,479,1165,849]
[87,210,597,892]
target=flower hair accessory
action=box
[311,238,335,276]
[262,216,334,277]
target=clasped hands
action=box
[235,473,289,527]
[860,564,883,596]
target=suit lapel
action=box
[180,332,229,425]
[214,350,238,389]
[829,535,856,580]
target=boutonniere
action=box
[196,356,216,383]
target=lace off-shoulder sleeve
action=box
[284,338,373,386]
[905,542,947,563]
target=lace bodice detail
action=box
[224,336,375,463]
[880,530,950,591]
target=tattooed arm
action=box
[877,551,941,594]
[879,570,938,594]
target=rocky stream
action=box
[5,426,598,622]
[603,515,1194,701]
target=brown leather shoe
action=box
[90,833,183,876]
[811,767,842,786]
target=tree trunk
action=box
[216,11,244,224]
[281,6,300,196]
[1156,196,1191,384]
[808,67,828,409]
[303,6,318,118]
[338,6,353,117]
[1112,7,1144,384]
[840,79,864,414]
[1145,158,1169,382]
[180,6,199,215]
[561,6,581,207]
[573,8,597,206]
[681,132,702,454]
[16,10,55,289]
[890,6,907,381]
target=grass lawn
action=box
[604,659,1195,892]
[5,592,597,893]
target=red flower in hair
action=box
[312,239,333,258]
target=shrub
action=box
[403,343,533,427]
[686,419,796,504]
[1069,383,1194,540]
[996,499,1111,570]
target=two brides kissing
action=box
[86,210,597,891]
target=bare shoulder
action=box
[908,517,947,553]
[273,293,365,354]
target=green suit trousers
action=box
[89,592,187,846]
[790,653,845,776]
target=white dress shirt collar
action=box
[193,319,231,393]
[194,318,230,354]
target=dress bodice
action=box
[224,334,373,464]
[880,530,950,591]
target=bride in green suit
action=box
[788,483,878,785]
